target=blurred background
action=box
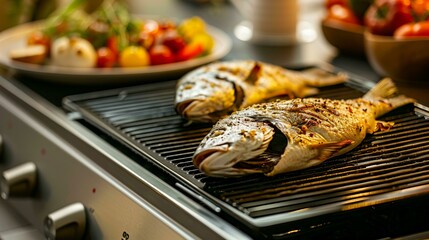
[0,0,209,31]
[0,0,61,31]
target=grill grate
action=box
[63,73,429,231]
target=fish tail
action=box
[363,78,399,100]
[364,78,415,117]
[384,94,415,110]
[294,68,348,87]
[297,87,319,98]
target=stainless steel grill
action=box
[63,72,429,239]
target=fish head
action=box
[193,116,287,177]
[175,72,244,123]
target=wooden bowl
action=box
[321,19,366,57]
[364,31,429,84]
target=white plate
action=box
[0,21,232,84]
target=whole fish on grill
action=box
[175,60,347,123]
[193,78,415,177]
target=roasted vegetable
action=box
[9,0,215,68]
[51,37,97,68]
[9,45,47,64]
[119,46,150,67]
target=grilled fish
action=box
[175,60,347,123]
[193,78,415,177]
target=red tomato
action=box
[158,20,176,31]
[175,43,204,62]
[143,20,160,36]
[326,0,347,8]
[27,31,51,55]
[411,0,429,21]
[139,32,155,49]
[162,30,187,53]
[364,0,414,36]
[326,4,361,25]
[106,37,119,58]
[96,47,116,68]
[149,45,175,65]
[394,21,429,38]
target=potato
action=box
[9,45,47,64]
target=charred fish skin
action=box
[193,78,415,178]
[175,60,347,123]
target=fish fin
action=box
[368,121,395,134]
[363,78,399,100]
[311,139,354,160]
[295,68,348,87]
[244,62,262,85]
[363,78,415,117]
[298,87,319,98]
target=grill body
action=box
[63,73,429,239]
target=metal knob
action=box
[1,162,37,199]
[44,202,86,240]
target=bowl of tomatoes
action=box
[363,0,429,83]
[321,18,365,57]
[321,0,371,57]
[322,0,429,83]
[364,22,429,84]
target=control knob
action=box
[1,162,37,199]
[44,202,86,240]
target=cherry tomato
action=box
[139,32,155,49]
[96,47,116,68]
[27,31,51,55]
[326,4,361,25]
[158,20,176,31]
[364,0,414,36]
[119,46,150,67]
[326,0,347,8]
[176,43,204,62]
[190,33,214,54]
[107,36,119,59]
[411,0,429,21]
[178,16,206,41]
[163,33,187,53]
[149,45,175,65]
[394,21,429,38]
[143,20,160,36]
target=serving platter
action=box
[0,21,232,84]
